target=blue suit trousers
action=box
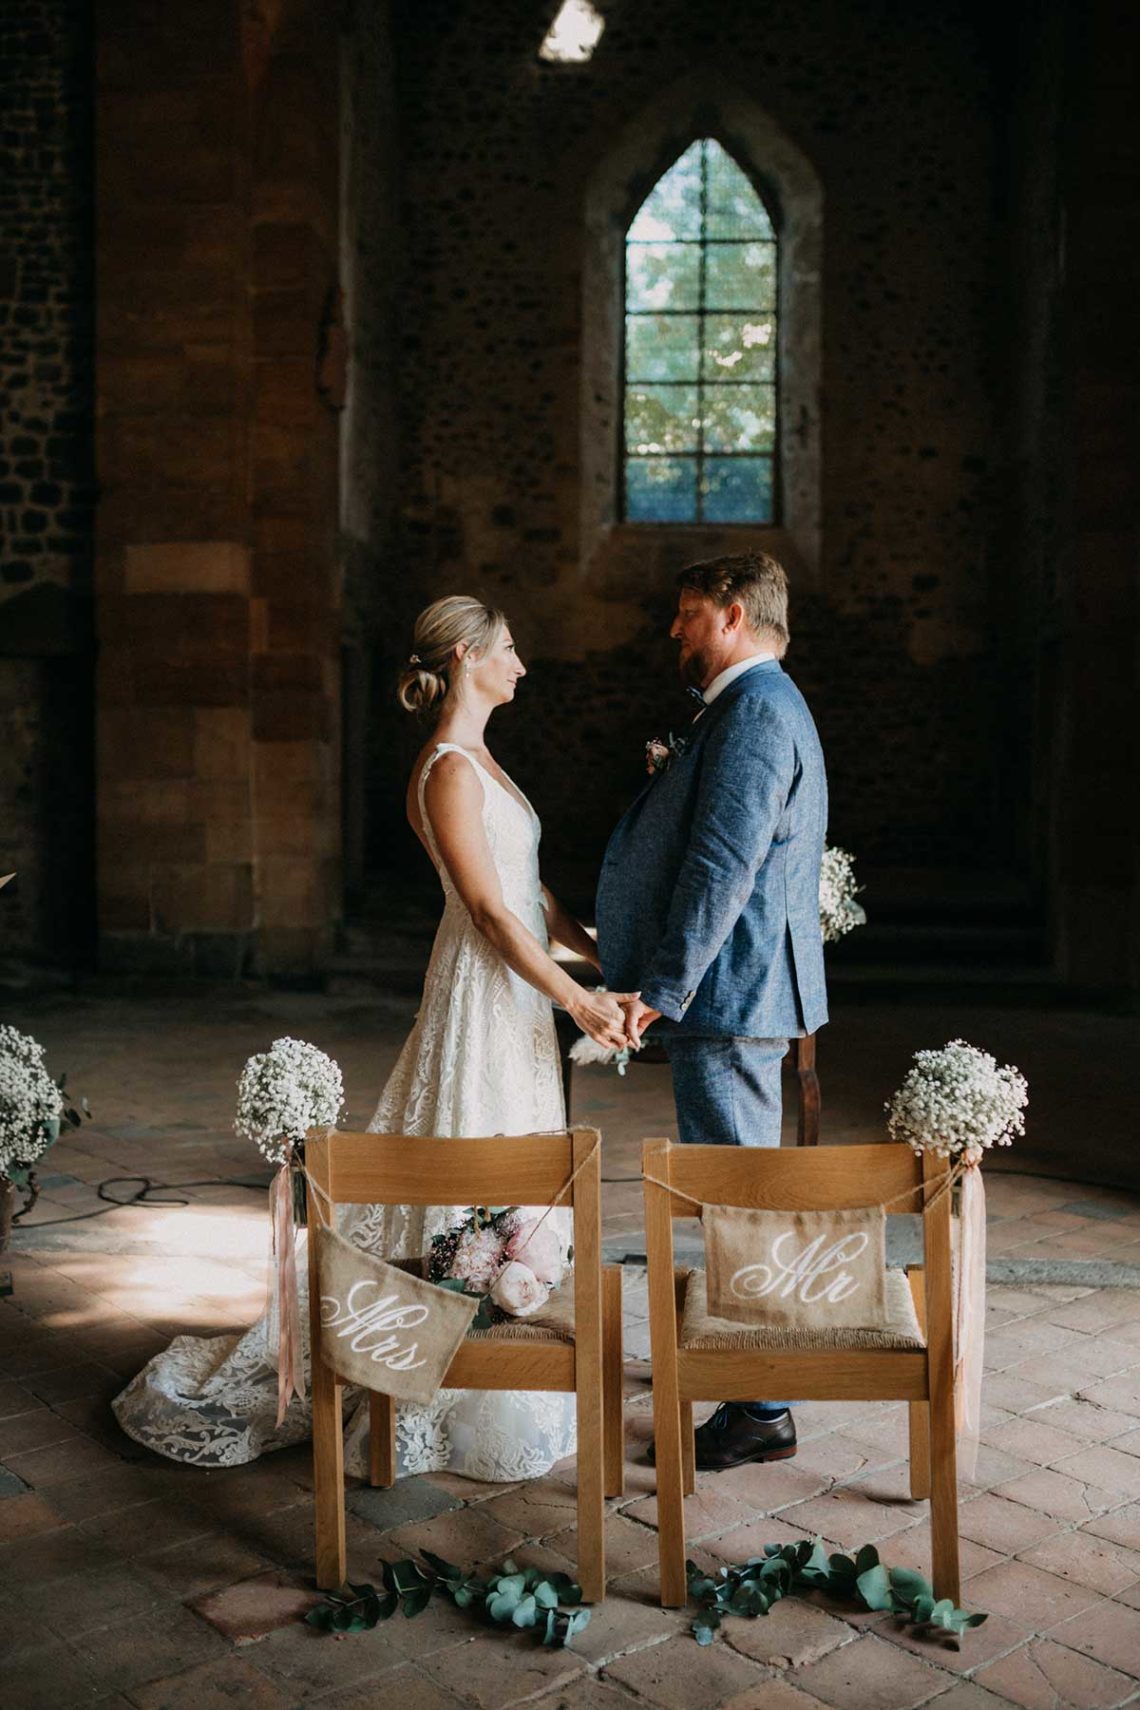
[666,1035,789,1149]
[666,1035,790,1415]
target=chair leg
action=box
[602,1266,625,1499]
[681,1401,696,1496]
[906,1268,931,1500]
[929,1383,960,1604]
[312,1359,346,1591]
[908,1401,931,1500]
[575,1373,606,1604]
[652,1375,688,1608]
[369,1391,396,1488]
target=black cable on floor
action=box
[15,1176,267,1228]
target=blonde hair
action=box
[397,594,507,713]
[677,551,790,657]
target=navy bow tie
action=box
[686,685,706,707]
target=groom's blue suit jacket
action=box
[596,661,828,1038]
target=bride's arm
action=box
[424,756,629,1050]
[540,886,602,972]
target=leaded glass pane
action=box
[704,241,777,311]
[703,385,776,453]
[705,149,774,240]
[701,314,776,383]
[625,456,698,522]
[626,242,701,313]
[627,141,703,241]
[622,138,779,523]
[625,384,700,454]
[625,314,701,383]
[702,456,774,524]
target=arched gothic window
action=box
[623,138,778,525]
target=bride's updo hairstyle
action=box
[397,594,507,713]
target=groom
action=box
[596,551,828,1471]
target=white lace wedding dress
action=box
[113,742,577,1480]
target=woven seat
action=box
[679,1266,924,1353]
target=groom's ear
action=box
[723,600,747,635]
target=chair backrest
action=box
[306,1127,600,1215]
[643,1137,954,1331]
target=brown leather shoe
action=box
[648,1404,797,1471]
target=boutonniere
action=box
[646,733,688,776]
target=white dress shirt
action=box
[698,650,775,709]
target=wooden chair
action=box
[307,1126,624,1602]
[643,1138,958,1607]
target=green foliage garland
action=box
[687,1539,987,1646]
[306,1553,590,1648]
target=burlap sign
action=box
[316,1226,478,1403]
[704,1204,890,1330]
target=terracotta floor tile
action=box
[1028,1397,1140,1442]
[243,1618,410,1698]
[622,1483,760,1540]
[790,1631,952,1709]
[127,1653,296,1710]
[1084,1504,1140,1551]
[703,1511,843,1564]
[715,1597,854,1669]
[981,1373,1066,1416]
[1053,1445,1140,1500]
[958,1492,1065,1555]
[980,1416,1087,1468]
[377,1499,530,1568]
[995,1467,1118,1523]
[871,1606,1035,1677]
[424,1631,588,1709]
[602,1630,762,1710]
[777,1488,922,1547]
[305,1660,478,1710]
[976,1636,1138,1707]
[716,1455,837,1510]
[1046,1598,1140,1676]
[0,1491,66,1543]
[68,1603,231,1697]
[1017,1527,1140,1596]
[1047,1292,1140,1333]
[882,1519,1006,1582]
[546,1511,661,1578]
[717,1681,836,1710]
[966,1558,1105,1628]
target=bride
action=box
[114,595,632,1481]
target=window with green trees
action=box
[623,138,778,525]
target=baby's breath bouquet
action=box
[886,1039,1027,1166]
[0,1025,89,1235]
[819,845,866,945]
[235,1036,344,1166]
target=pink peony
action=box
[505,1213,567,1287]
[490,1261,550,1319]
[449,1224,505,1291]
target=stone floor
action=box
[2,984,1140,1707]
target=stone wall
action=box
[93,0,341,979]
[363,0,1012,906]
[0,0,95,966]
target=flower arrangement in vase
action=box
[0,1025,89,1247]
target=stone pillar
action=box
[94,0,340,979]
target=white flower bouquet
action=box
[819,845,867,945]
[886,1039,1028,1166]
[0,1025,87,1185]
[428,1205,570,1326]
[235,1036,344,1166]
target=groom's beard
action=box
[678,646,711,690]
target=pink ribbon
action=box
[271,1159,306,1427]
[953,1160,986,1480]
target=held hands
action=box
[620,994,662,1048]
[570,987,641,1053]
